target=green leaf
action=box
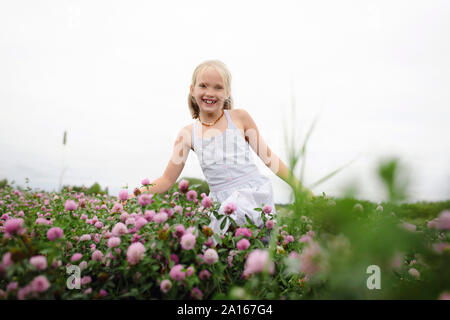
[220,218,227,231]
[255,239,264,248]
[280,275,288,286]
[213,234,221,244]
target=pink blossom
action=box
[186,226,198,237]
[94,221,103,229]
[178,179,189,193]
[174,205,183,215]
[81,276,92,285]
[235,227,252,238]
[99,289,107,298]
[71,253,83,262]
[79,234,91,242]
[79,198,86,208]
[135,217,147,230]
[201,196,213,209]
[265,220,274,229]
[186,266,194,276]
[153,212,168,224]
[47,227,63,241]
[431,242,450,254]
[169,264,186,281]
[118,190,129,201]
[165,208,174,217]
[224,202,237,215]
[166,254,178,265]
[79,261,88,271]
[160,279,172,293]
[236,238,250,251]
[127,242,145,265]
[306,230,315,237]
[438,291,450,300]
[203,248,219,265]
[199,269,211,280]
[7,282,18,291]
[180,233,196,250]
[185,210,194,217]
[263,205,272,214]
[401,222,417,232]
[107,236,121,248]
[243,249,274,276]
[5,218,24,235]
[191,287,203,300]
[435,210,450,230]
[204,237,213,247]
[299,235,312,243]
[141,178,150,186]
[174,224,185,238]
[17,285,32,300]
[2,252,13,268]
[112,203,123,213]
[285,235,295,243]
[125,217,136,226]
[31,275,50,293]
[64,200,77,211]
[138,193,153,206]
[119,212,129,222]
[144,210,156,221]
[91,250,104,262]
[112,222,128,236]
[186,190,198,202]
[408,268,420,279]
[299,241,323,277]
[35,218,50,225]
[427,219,437,229]
[29,256,47,271]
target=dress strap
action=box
[224,109,238,130]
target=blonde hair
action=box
[188,60,234,119]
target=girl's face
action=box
[190,67,229,113]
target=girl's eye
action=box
[199,84,222,89]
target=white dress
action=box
[191,109,276,237]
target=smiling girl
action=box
[130,60,314,235]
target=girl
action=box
[128,60,314,236]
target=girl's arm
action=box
[238,109,315,201]
[127,126,192,200]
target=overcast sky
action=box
[1,0,449,204]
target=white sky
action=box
[1,0,449,204]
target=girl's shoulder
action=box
[229,108,247,131]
